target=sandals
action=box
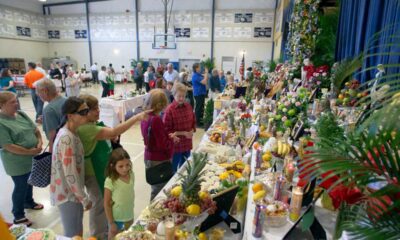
[13,218,32,227]
[25,203,44,210]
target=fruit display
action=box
[18,229,56,240]
[9,224,26,239]
[114,229,155,240]
[336,79,366,107]
[264,201,289,227]
[209,132,222,143]
[275,140,291,157]
[163,153,217,225]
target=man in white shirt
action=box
[163,63,179,83]
[91,62,99,84]
[36,62,47,76]
[98,66,108,97]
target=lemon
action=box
[198,191,209,200]
[219,172,229,180]
[253,190,266,202]
[198,232,208,240]
[186,204,201,216]
[171,186,182,197]
[262,152,272,162]
[252,182,264,193]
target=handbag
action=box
[28,145,51,188]
[144,116,174,185]
[149,80,156,88]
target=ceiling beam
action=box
[42,0,109,8]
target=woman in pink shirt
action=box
[50,97,91,237]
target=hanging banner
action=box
[74,30,87,39]
[234,13,253,23]
[175,28,190,38]
[16,26,31,37]
[48,30,60,39]
[254,27,272,38]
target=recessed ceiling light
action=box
[39,0,47,2]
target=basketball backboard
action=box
[152,33,177,49]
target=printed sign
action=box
[74,30,87,39]
[16,26,31,37]
[234,13,253,23]
[175,27,190,38]
[254,27,272,38]
[48,30,60,39]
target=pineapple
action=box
[179,152,208,206]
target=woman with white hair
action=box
[65,69,81,97]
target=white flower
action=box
[322,72,327,77]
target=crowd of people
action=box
[0,61,235,239]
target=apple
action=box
[284,120,293,127]
[288,109,296,116]
[348,89,357,97]
[338,94,344,100]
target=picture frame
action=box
[308,87,319,103]
[291,119,304,141]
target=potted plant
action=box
[203,99,214,130]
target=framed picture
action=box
[291,119,304,141]
[234,13,253,23]
[254,27,272,38]
[293,78,302,92]
[16,26,31,37]
[308,87,319,103]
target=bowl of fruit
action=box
[264,201,289,227]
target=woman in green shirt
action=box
[0,92,43,226]
[77,94,150,239]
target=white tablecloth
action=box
[99,94,147,127]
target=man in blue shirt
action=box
[192,63,209,127]
[219,70,226,91]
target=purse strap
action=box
[146,116,154,150]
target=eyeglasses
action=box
[74,108,89,116]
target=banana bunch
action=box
[277,141,291,157]
[219,160,245,171]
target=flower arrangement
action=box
[270,88,309,131]
[286,0,321,63]
[307,65,330,89]
[239,113,252,129]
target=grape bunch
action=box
[201,197,218,215]
[238,102,247,112]
[163,197,185,213]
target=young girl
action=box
[106,68,115,96]
[104,148,134,240]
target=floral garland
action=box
[286,0,321,63]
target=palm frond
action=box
[331,56,363,93]
[340,199,400,240]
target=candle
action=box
[164,220,175,240]
[289,187,303,221]
[285,163,295,183]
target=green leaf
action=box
[301,208,315,232]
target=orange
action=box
[253,142,260,150]
[252,182,264,193]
